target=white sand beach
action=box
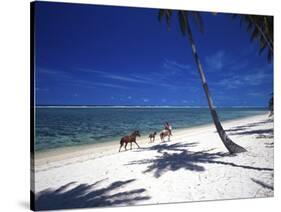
[33,114,274,210]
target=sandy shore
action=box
[33,114,274,210]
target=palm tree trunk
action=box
[185,19,247,154]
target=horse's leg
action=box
[130,142,132,150]
[119,142,123,152]
[125,142,128,151]
[134,141,140,148]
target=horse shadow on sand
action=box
[126,142,273,178]
[34,179,150,210]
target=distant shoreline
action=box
[34,113,269,167]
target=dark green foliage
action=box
[233,14,273,62]
[268,93,273,117]
[158,9,247,154]
[158,10,204,36]
[159,11,274,63]
[158,9,173,30]
[178,11,188,35]
[190,11,204,33]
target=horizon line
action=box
[35,105,267,108]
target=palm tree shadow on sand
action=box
[251,178,273,191]
[35,179,150,210]
[224,119,273,139]
[127,142,273,178]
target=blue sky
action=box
[35,1,273,106]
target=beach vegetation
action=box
[158,10,248,154]
[158,10,273,154]
[233,14,273,62]
[268,93,273,117]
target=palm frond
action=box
[158,9,173,29]
[235,14,273,62]
[250,26,260,42]
[268,93,273,112]
[178,11,188,35]
[191,11,204,33]
[158,9,165,22]
[267,48,273,62]
[165,10,173,29]
[259,36,267,54]
[159,9,205,37]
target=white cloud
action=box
[205,50,225,71]
[62,79,128,89]
[77,67,189,90]
[162,59,197,77]
[36,87,49,92]
[106,75,147,84]
[163,59,191,71]
[229,60,249,71]
[37,67,72,79]
[79,68,153,85]
[214,68,272,89]
[77,68,104,74]
[248,92,264,97]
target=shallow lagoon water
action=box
[35,107,267,151]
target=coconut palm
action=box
[234,15,273,117]
[233,14,273,62]
[268,93,273,117]
[158,10,247,154]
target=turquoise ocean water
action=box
[35,107,267,152]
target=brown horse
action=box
[149,131,157,143]
[160,129,171,142]
[119,130,141,152]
